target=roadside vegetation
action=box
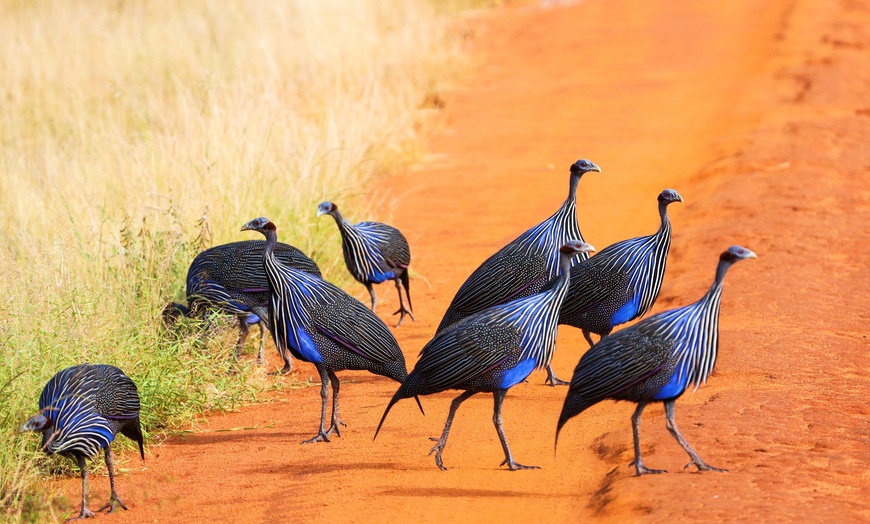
[0,0,476,520]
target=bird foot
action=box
[302,431,331,444]
[684,458,728,473]
[427,437,448,471]
[392,307,415,327]
[97,493,128,513]
[500,458,540,471]
[326,419,347,438]
[269,363,293,376]
[544,375,569,387]
[65,506,97,521]
[629,460,668,476]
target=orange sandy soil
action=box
[56,0,869,521]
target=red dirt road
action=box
[60,0,870,521]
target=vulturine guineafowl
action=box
[436,159,601,385]
[163,240,321,372]
[555,246,756,475]
[241,217,419,443]
[21,364,144,521]
[546,189,682,383]
[376,240,596,471]
[317,202,414,326]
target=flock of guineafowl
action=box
[22,158,756,520]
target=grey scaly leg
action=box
[628,402,667,475]
[325,369,346,437]
[494,389,539,471]
[544,364,569,387]
[429,391,475,470]
[235,317,250,359]
[303,366,331,444]
[664,400,727,473]
[97,448,128,513]
[366,283,377,312]
[257,320,268,365]
[582,329,596,348]
[70,456,96,520]
[391,276,415,327]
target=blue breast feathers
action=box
[291,326,322,364]
[610,293,641,327]
[499,358,537,389]
[653,359,691,400]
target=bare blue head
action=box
[240,217,276,234]
[21,413,52,434]
[560,239,596,256]
[658,189,683,205]
[316,202,338,218]
[720,245,757,264]
[569,159,601,176]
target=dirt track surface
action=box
[60,0,870,521]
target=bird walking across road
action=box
[163,240,321,372]
[317,202,414,326]
[241,217,418,443]
[21,364,144,521]
[546,189,682,382]
[555,246,756,475]
[436,159,601,385]
[376,240,596,471]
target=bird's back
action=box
[38,364,142,459]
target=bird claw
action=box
[500,459,540,471]
[428,438,447,470]
[684,459,727,473]
[544,376,569,387]
[629,460,668,475]
[302,431,331,444]
[65,506,97,521]
[392,307,415,327]
[97,493,128,513]
[325,419,346,438]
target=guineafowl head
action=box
[658,189,683,205]
[240,217,276,234]
[720,246,757,263]
[559,240,596,256]
[569,159,601,175]
[21,413,53,434]
[316,202,337,217]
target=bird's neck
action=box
[711,259,733,292]
[551,252,575,294]
[565,172,581,207]
[263,229,278,259]
[331,211,353,234]
[657,201,671,235]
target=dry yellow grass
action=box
[0,0,473,520]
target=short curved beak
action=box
[316,209,326,217]
[676,194,684,202]
[240,223,253,232]
[589,163,601,173]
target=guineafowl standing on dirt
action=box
[163,240,321,372]
[21,364,144,520]
[376,240,595,471]
[556,246,756,475]
[317,202,414,326]
[545,189,682,383]
[436,159,601,385]
[241,217,418,443]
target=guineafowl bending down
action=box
[556,246,756,475]
[546,189,682,382]
[241,217,420,443]
[317,202,414,326]
[21,364,144,521]
[436,159,601,386]
[376,240,595,471]
[163,240,320,373]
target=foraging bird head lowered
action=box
[240,217,276,234]
[569,159,601,176]
[316,202,338,217]
[721,245,757,263]
[658,189,683,205]
[560,240,596,257]
[20,413,52,434]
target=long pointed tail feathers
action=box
[555,394,591,453]
[401,270,413,312]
